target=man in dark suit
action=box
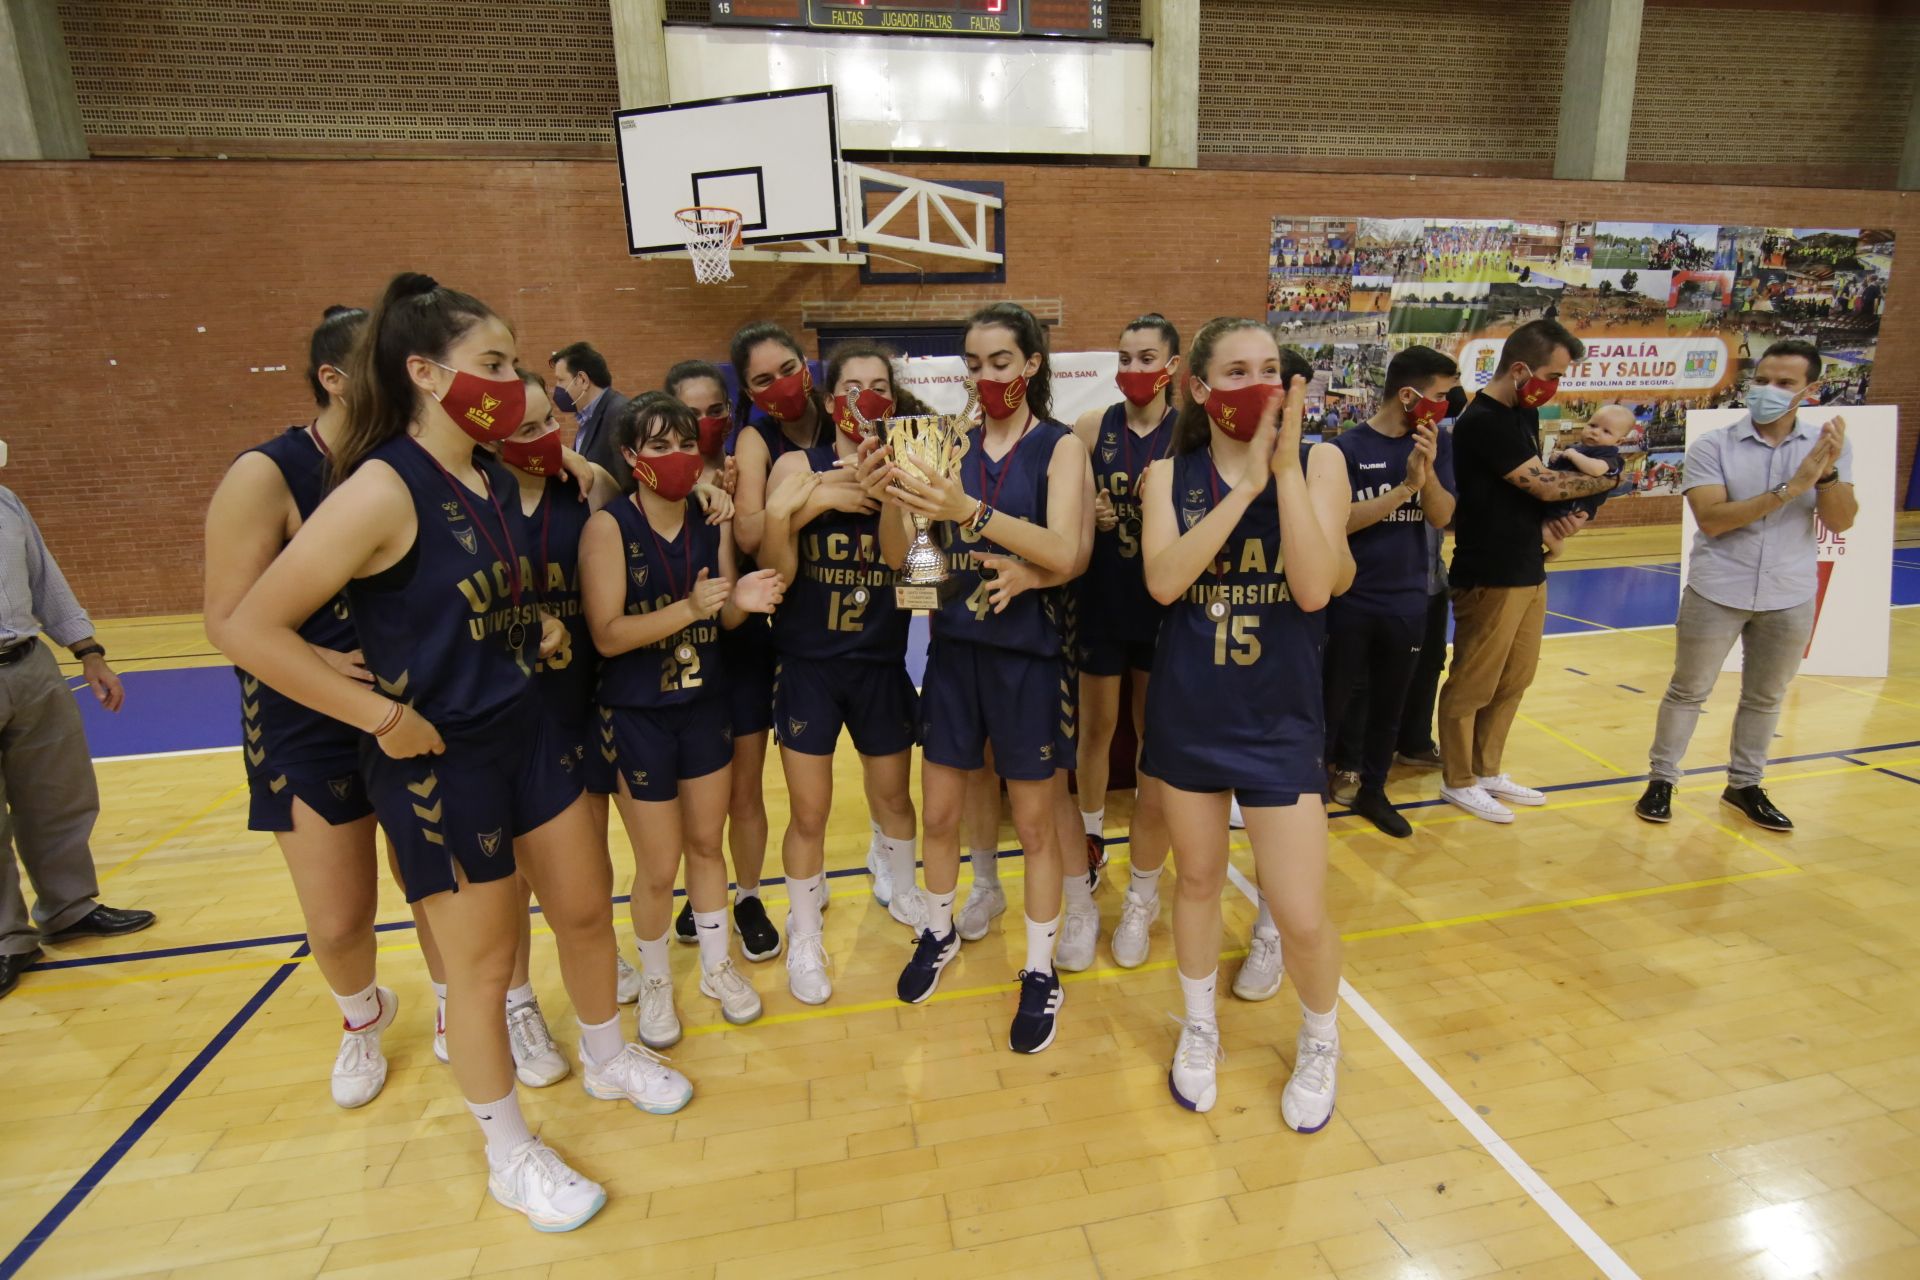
[550,342,631,487]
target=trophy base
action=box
[894,579,961,612]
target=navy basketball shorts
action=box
[246,752,373,833]
[772,655,918,758]
[919,636,1074,782]
[1138,740,1325,812]
[361,700,584,903]
[1077,630,1158,679]
[602,694,734,802]
[547,707,617,797]
[721,624,776,738]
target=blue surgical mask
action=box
[1745,383,1801,425]
[551,384,577,414]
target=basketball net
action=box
[675,206,742,284]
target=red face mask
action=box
[1199,381,1281,442]
[631,450,705,502]
[975,374,1029,421]
[832,389,894,442]
[1115,368,1172,408]
[1515,367,1562,408]
[750,366,814,423]
[697,415,730,458]
[1406,392,1451,431]
[498,427,562,478]
[431,362,525,443]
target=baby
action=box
[1541,404,1634,557]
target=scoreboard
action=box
[708,1,1108,39]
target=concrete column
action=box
[0,0,87,160]
[610,0,670,110]
[1899,82,1920,190]
[1143,0,1198,169]
[1554,0,1643,181]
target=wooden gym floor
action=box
[4,521,1920,1279]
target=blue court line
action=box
[0,942,311,1280]
[1617,683,1645,694]
[1841,754,1920,788]
[1564,667,1588,676]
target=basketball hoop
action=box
[675,206,742,284]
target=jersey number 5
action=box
[1212,614,1261,666]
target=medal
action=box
[1206,598,1229,622]
[851,587,869,606]
[676,643,694,663]
[508,621,528,651]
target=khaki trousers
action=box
[1436,584,1547,789]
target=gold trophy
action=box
[855,386,976,611]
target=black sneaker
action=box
[734,895,782,961]
[1009,969,1064,1054]
[1635,781,1673,824]
[1722,784,1792,832]
[674,900,696,945]
[1395,745,1444,770]
[1351,786,1412,838]
[897,927,960,1004]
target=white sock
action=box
[504,982,535,1012]
[578,1012,624,1068]
[1063,872,1094,912]
[693,908,731,971]
[1024,912,1060,975]
[1302,1000,1338,1042]
[637,931,670,979]
[469,1089,534,1166]
[335,981,381,1030]
[1129,863,1163,901]
[432,981,447,1031]
[1081,807,1105,838]
[880,834,918,897]
[787,872,825,937]
[928,888,956,938]
[970,847,1000,886]
[1180,969,1218,1029]
[1255,895,1278,937]
[736,884,761,903]
[868,820,883,862]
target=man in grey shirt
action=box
[0,482,156,998]
[1635,340,1858,831]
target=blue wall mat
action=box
[74,666,240,758]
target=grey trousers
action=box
[1648,587,1817,789]
[0,641,103,955]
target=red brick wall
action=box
[1,159,1912,615]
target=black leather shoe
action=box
[0,949,42,999]
[41,905,156,944]
[674,899,697,945]
[1352,786,1412,838]
[1722,785,1792,832]
[1634,781,1673,824]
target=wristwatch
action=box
[1816,469,1840,489]
[1769,482,1793,504]
[71,642,106,660]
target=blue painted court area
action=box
[76,559,1919,761]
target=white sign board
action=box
[895,351,1123,423]
[1679,406,1894,677]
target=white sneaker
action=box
[1233,929,1283,1002]
[699,958,763,1025]
[1441,784,1515,824]
[582,1041,693,1115]
[866,845,894,905]
[507,999,570,1088]
[432,1010,448,1065]
[1055,900,1099,973]
[1282,1030,1340,1134]
[1111,889,1156,969]
[956,879,1006,942]
[1229,797,1246,830]
[636,973,681,1050]
[786,931,832,1005]
[487,1137,606,1232]
[331,986,396,1109]
[1168,1016,1223,1113]
[888,883,930,933]
[615,955,640,1005]
[1478,774,1546,806]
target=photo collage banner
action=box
[1267,217,1894,495]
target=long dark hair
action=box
[307,305,367,409]
[824,340,931,417]
[1121,312,1181,408]
[663,358,727,403]
[1172,317,1276,454]
[729,321,830,447]
[334,272,496,484]
[966,302,1052,422]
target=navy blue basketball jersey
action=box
[518,477,598,722]
[1144,449,1327,788]
[932,418,1071,657]
[773,444,907,662]
[1080,403,1175,646]
[346,437,538,739]
[236,425,362,767]
[595,495,725,709]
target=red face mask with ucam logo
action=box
[1115,368,1172,408]
[833,389,894,442]
[631,450,705,502]
[973,373,1029,421]
[430,360,525,443]
[497,427,562,477]
[1514,365,1562,409]
[1197,380,1282,442]
[750,365,815,423]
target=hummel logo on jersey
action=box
[630,770,649,790]
[1359,462,1388,471]
[478,828,504,856]
[442,501,464,521]
[1039,743,1054,762]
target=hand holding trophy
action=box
[862,384,977,610]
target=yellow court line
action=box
[1671,798,1802,873]
[1516,712,1631,776]
[99,782,248,882]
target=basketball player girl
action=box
[1066,313,1181,972]
[883,301,1092,1055]
[1137,316,1349,1127]
[751,341,924,1001]
[579,392,786,1048]
[223,274,692,1233]
[665,359,739,496]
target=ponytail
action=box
[1121,312,1182,408]
[307,305,367,409]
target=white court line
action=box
[1223,862,1639,1280]
[92,745,241,764]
